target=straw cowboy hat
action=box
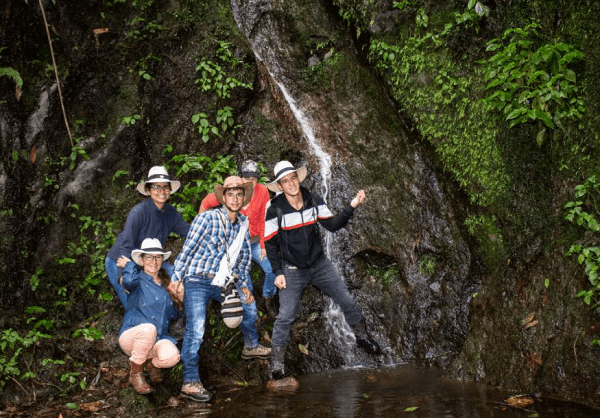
[131,238,171,266]
[266,161,307,192]
[214,176,254,207]
[136,166,181,196]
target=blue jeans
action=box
[181,276,259,384]
[105,257,129,309]
[251,242,276,298]
[271,255,364,348]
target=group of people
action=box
[105,159,380,402]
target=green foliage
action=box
[191,111,223,143]
[0,46,23,93]
[0,307,54,391]
[478,22,585,144]
[65,203,116,301]
[419,254,437,276]
[44,136,92,178]
[194,41,252,99]
[334,0,377,37]
[122,114,142,126]
[368,11,509,207]
[565,176,600,309]
[192,39,252,142]
[125,0,164,41]
[465,214,506,270]
[72,327,104,341]
[208,313,243,364]
[303,46,344,89]
[65,138,91,171]
[29,268,44,292]
[365,264,400,287]
[0,67,23,89]
[132,54,160,81]
[163,146,237,222]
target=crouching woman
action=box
[116,238,183,394]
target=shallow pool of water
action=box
[171,365,598,417]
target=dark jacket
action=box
[107,198,190,262]
[264,186,354,276]
[118,262,180,345]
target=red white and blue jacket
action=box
[264,186,355,276]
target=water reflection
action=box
[175,366,598,418]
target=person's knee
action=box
[154,341,180,368]
[139,323,158,339]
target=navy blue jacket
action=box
[107,198,189,262]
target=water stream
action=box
[230,0,367,366]
[168,366,599,417]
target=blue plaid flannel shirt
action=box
[172,207,252,288]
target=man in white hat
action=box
[264,161,381,381]
[106,166,189,309]
[170,176,271,402]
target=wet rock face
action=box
[447,244,600,406]
[2,0,474,393]
[231,0,476,370]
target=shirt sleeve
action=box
[172,213,209,282]
[199,193,220,212]
[264,202,283,276]
[312,192,355,232]
[116,204,146,259]
[121,261,141,292]
[255,185,270,249]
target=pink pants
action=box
[118,323,180,367]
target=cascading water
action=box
[231,0,370,367]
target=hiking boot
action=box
[129,361,152,394]
[220,275,243,328]
[351,321,381,355]
[241,344,271,360]
[145,359,162,384]
[181,381,213,403]
[270,346,288,380]
[264,297,278,319]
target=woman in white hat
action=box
[116,238,183,395]
[106,166,190,309]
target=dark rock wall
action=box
[1,0,599,409]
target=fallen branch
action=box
[38,0,73,147]
[9,376,30,400]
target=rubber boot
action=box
[351,321,381,355]
[145,358,162,384]
[129,360,152,394]
[264,297,278,319]
[270,346,287,380]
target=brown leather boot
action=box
[145,358,163,384]
[129,360,152,394]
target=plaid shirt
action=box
[172,207,252,288]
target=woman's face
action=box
[147,182,171,207]
[142,253,163,276]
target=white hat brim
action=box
[266,166,307,192]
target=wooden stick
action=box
[38,0,73,147]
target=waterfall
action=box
[231,0,367,367]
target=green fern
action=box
[0,67,23,88]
